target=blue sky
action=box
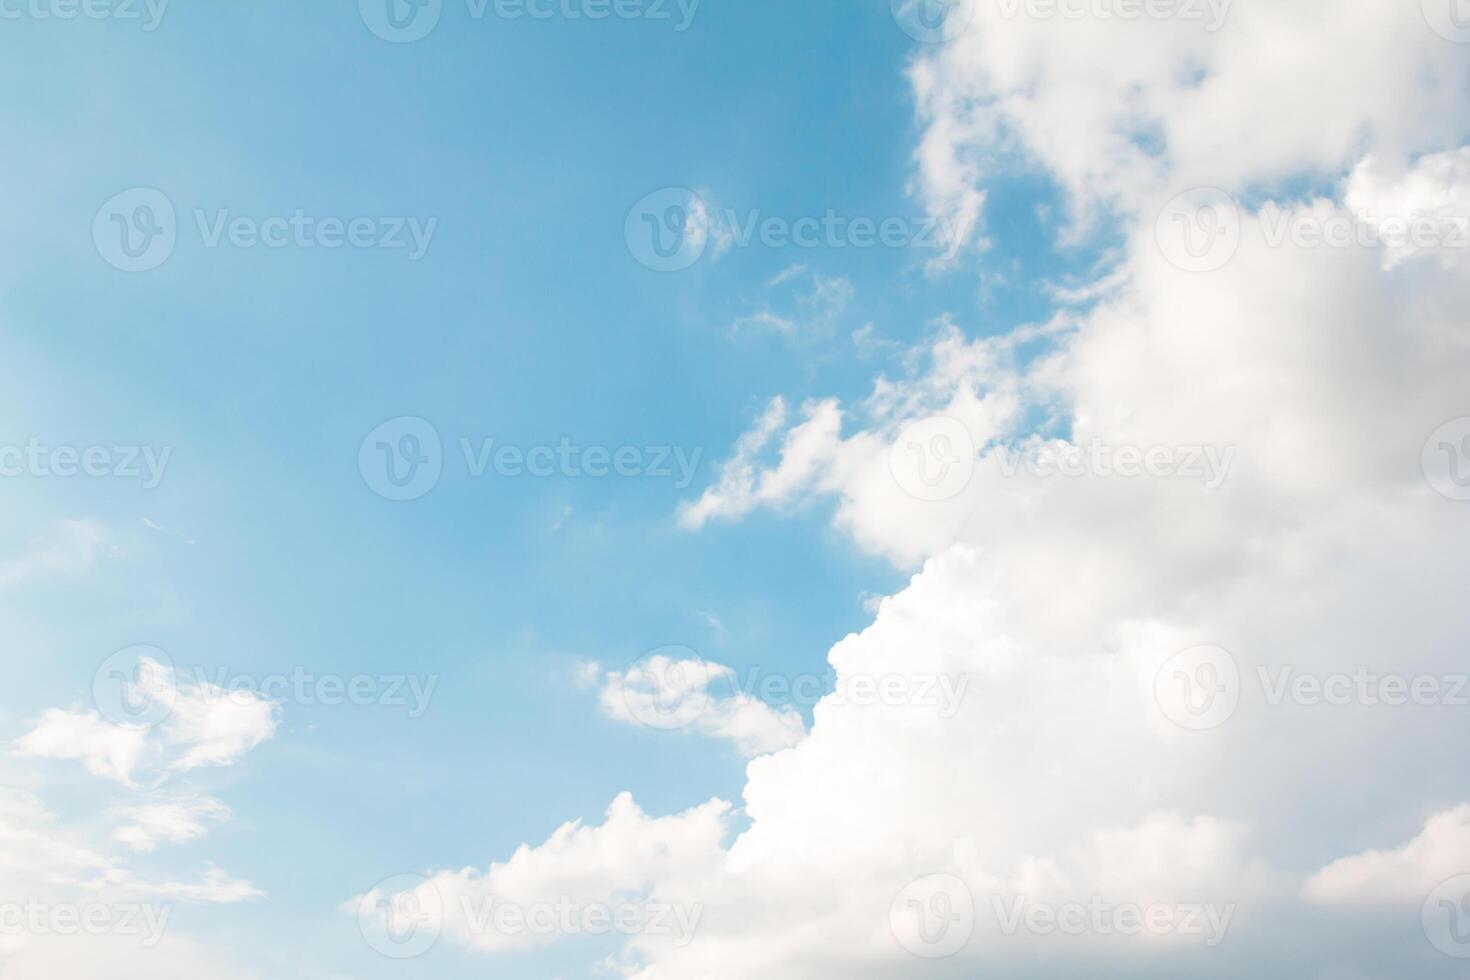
[6,3,1470,979]
[0,3,1037,976]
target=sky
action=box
[2,1,1470,978]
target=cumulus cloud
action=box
[363,4,1470,976]
[595,655,806,758]
[12,656,279,786]
[1304,805,1470,907]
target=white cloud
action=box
[596,655,806,758]
[12,657,280,786]
[1304,805,1470,907]
[406,6,1470,976]
[112,797,232,854]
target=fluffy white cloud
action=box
[1304,806,1470,907]
[111,797,232,854]
[353,793,730,958]
[12,657,279,786]
[360,4,1470,976]
[596,655,806,758]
